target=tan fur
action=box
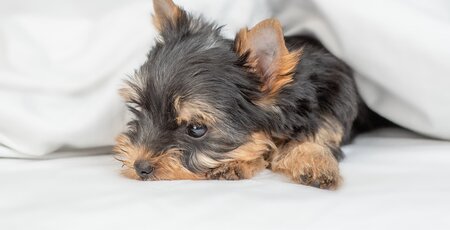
[118,85,138,102]
[151,151,203,180]
[174,97,218,124]
[204,132,275,180]
[313,117,344,146]
[205,158,268,180]
[152,0,181,31]
[114,132,274,181]
[228,132,276,161]
[113,134,146,180]
[113,134,202,181]
[115,115,344,188]
[271,141,341,189]
[190,152,222,169]
[235,19,302,105]
[113,131,273,181]
[270,118,343,189]
[118,73,145,103]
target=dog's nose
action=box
[134,160,154,179]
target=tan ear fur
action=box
[152,0,182,31]
[235,19,302,105]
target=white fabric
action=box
[0,1,449,153]
[274,0,450,139]
[0,0,271,157]
[1,129,450,230]
[1,2,449,229]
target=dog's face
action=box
[114,0,300,180]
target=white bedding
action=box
[1,129,450,230]
[1,0,450,157]
[1,1,450,229]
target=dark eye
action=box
[187,124,207,138]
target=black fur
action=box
[122,8,387,173]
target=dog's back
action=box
[285,36,394,143]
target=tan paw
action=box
[205,158,268,180]
[296,165,341,190]
[271,141,342,190]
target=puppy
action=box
[114,0,386,189]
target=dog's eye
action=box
[187,124,207,138]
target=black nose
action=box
[134,160,154,179]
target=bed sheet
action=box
[1,129,449,230]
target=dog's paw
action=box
[206,158,268,180]
[206,163,242,180]
[297,166,341,190]
[270,141,343,190]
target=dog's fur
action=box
[114,0,388,189]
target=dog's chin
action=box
[120,167,141,180]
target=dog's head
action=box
[114,0,301,180]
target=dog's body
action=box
[114,0,388,189]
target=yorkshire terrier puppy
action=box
[114,0,386,189]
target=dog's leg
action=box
[270,119,344,189]
[205,157,268,180]
[205,132,273,180]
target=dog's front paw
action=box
[206,158,268,180]
[271,141,342,190]
[297,165,341,190]
[206,162,242,180]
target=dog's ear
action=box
[235,19,301,104]
[152,0,183,31]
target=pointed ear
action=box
[235,19,301,103]
[152,0,183,31]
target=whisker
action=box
[113,155,126,163]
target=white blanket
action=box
[1,2,449,229]
[276,0,450,139]
[0,0,271,157]
[1,0,450,155]
[1,129,449,230]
